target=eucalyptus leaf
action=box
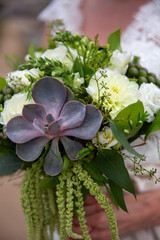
[105,185,119,210]
[145,110,160,140]
[107,29,122,52]
[0,154,23,175]
[114,101,144,139]
[109,179,128,212]
[0,77,6,90]
[110,120,142,157]
[29,40,36,59]
[96,149,136,197]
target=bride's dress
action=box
[39,0,160,239]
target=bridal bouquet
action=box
[0,27,160,240]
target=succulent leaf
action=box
[32,77,67,119]
[6,116,44,144]
[60,101,86,131]
[44,138,63,176]
[60,136,83,160]
[61,105,103,140]
[23,104,47,123]
[16,137,49,161]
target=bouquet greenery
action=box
[0,25,160,240]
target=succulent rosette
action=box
[6,77,102,176]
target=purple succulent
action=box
[6,77,103,176]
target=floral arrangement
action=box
[0,26,160,240]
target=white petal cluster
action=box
[73,72,84,89]
[6,68,40,92]
[139,82,160,122]
[0,93,34,126]
[86,68,139,119]
[25,51,42,61]
[109,50,131,74]
[41,45,79,68]
[92,126,118,149]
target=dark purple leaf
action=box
[32,77,66,119]
[60,101,86,131]
[61,105,103,140]
[65,87,74,102]
[6,116,44,144]
[48,120,62,136]
[16,137,49,161]
[44,138,63,176]
[23,104,47,123]
[33,119,45,135]
[60,136,83,160]
[46,114,55,124]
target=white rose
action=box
[0,93,34,126]
[86,68,139,119]
[139,83,160,122]
[73,72,84,89]
[6,68,40,92]
[25,51,42,61]
[92,126,118,149]
[109,50,131,74]
[41,45,79,68]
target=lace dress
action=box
[39,1,160,239]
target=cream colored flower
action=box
[92,126,118,149]
[139,82,160,122]
[73,72,84,89]
[6,68,40,92]
[0,93,34,126]
[86,68,139,118]
[41,45,79,68]
[109,50,131,74]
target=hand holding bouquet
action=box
[0,26,160,240]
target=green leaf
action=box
[145,110,160,140]
[73,57,84,77]
[96,149,136,197]
[39,176,59,189]
[107,29,122,52]
[83,160,108,186]
[109,179,128,212]
[105,185,119,210]
[28,40,36,59]
[114,101,144,139]
[0,154,23,175]
[110,120,142,157]
[0,77,6,90]
[76,148,91,159]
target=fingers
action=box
[84,194,98,205]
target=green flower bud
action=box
[128,67,139,77]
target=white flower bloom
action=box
[6,68,40,92]
[139,83,160,122]
[73,72,84,89]
[41,45,79,68]
[92,126,118,149]
[109,50,131,74]
[86,68,139,119]
[0,93,34,126]
[25,51,42,61]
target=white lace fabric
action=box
[38,0,83,34]
[122,0,160,78]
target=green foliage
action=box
[83,160,108,186]
[5,54,22,70]
[28,40,36,59]
[0,137,16,154]
[110,120,142,157]
[0,77,6,90]
[114,101,144,139]
[107,29,122,52]
[96,149,136,197]
[145,110,160,140]
[108,180,127,212]
[0,154,23,175]
[39,176,59,189]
